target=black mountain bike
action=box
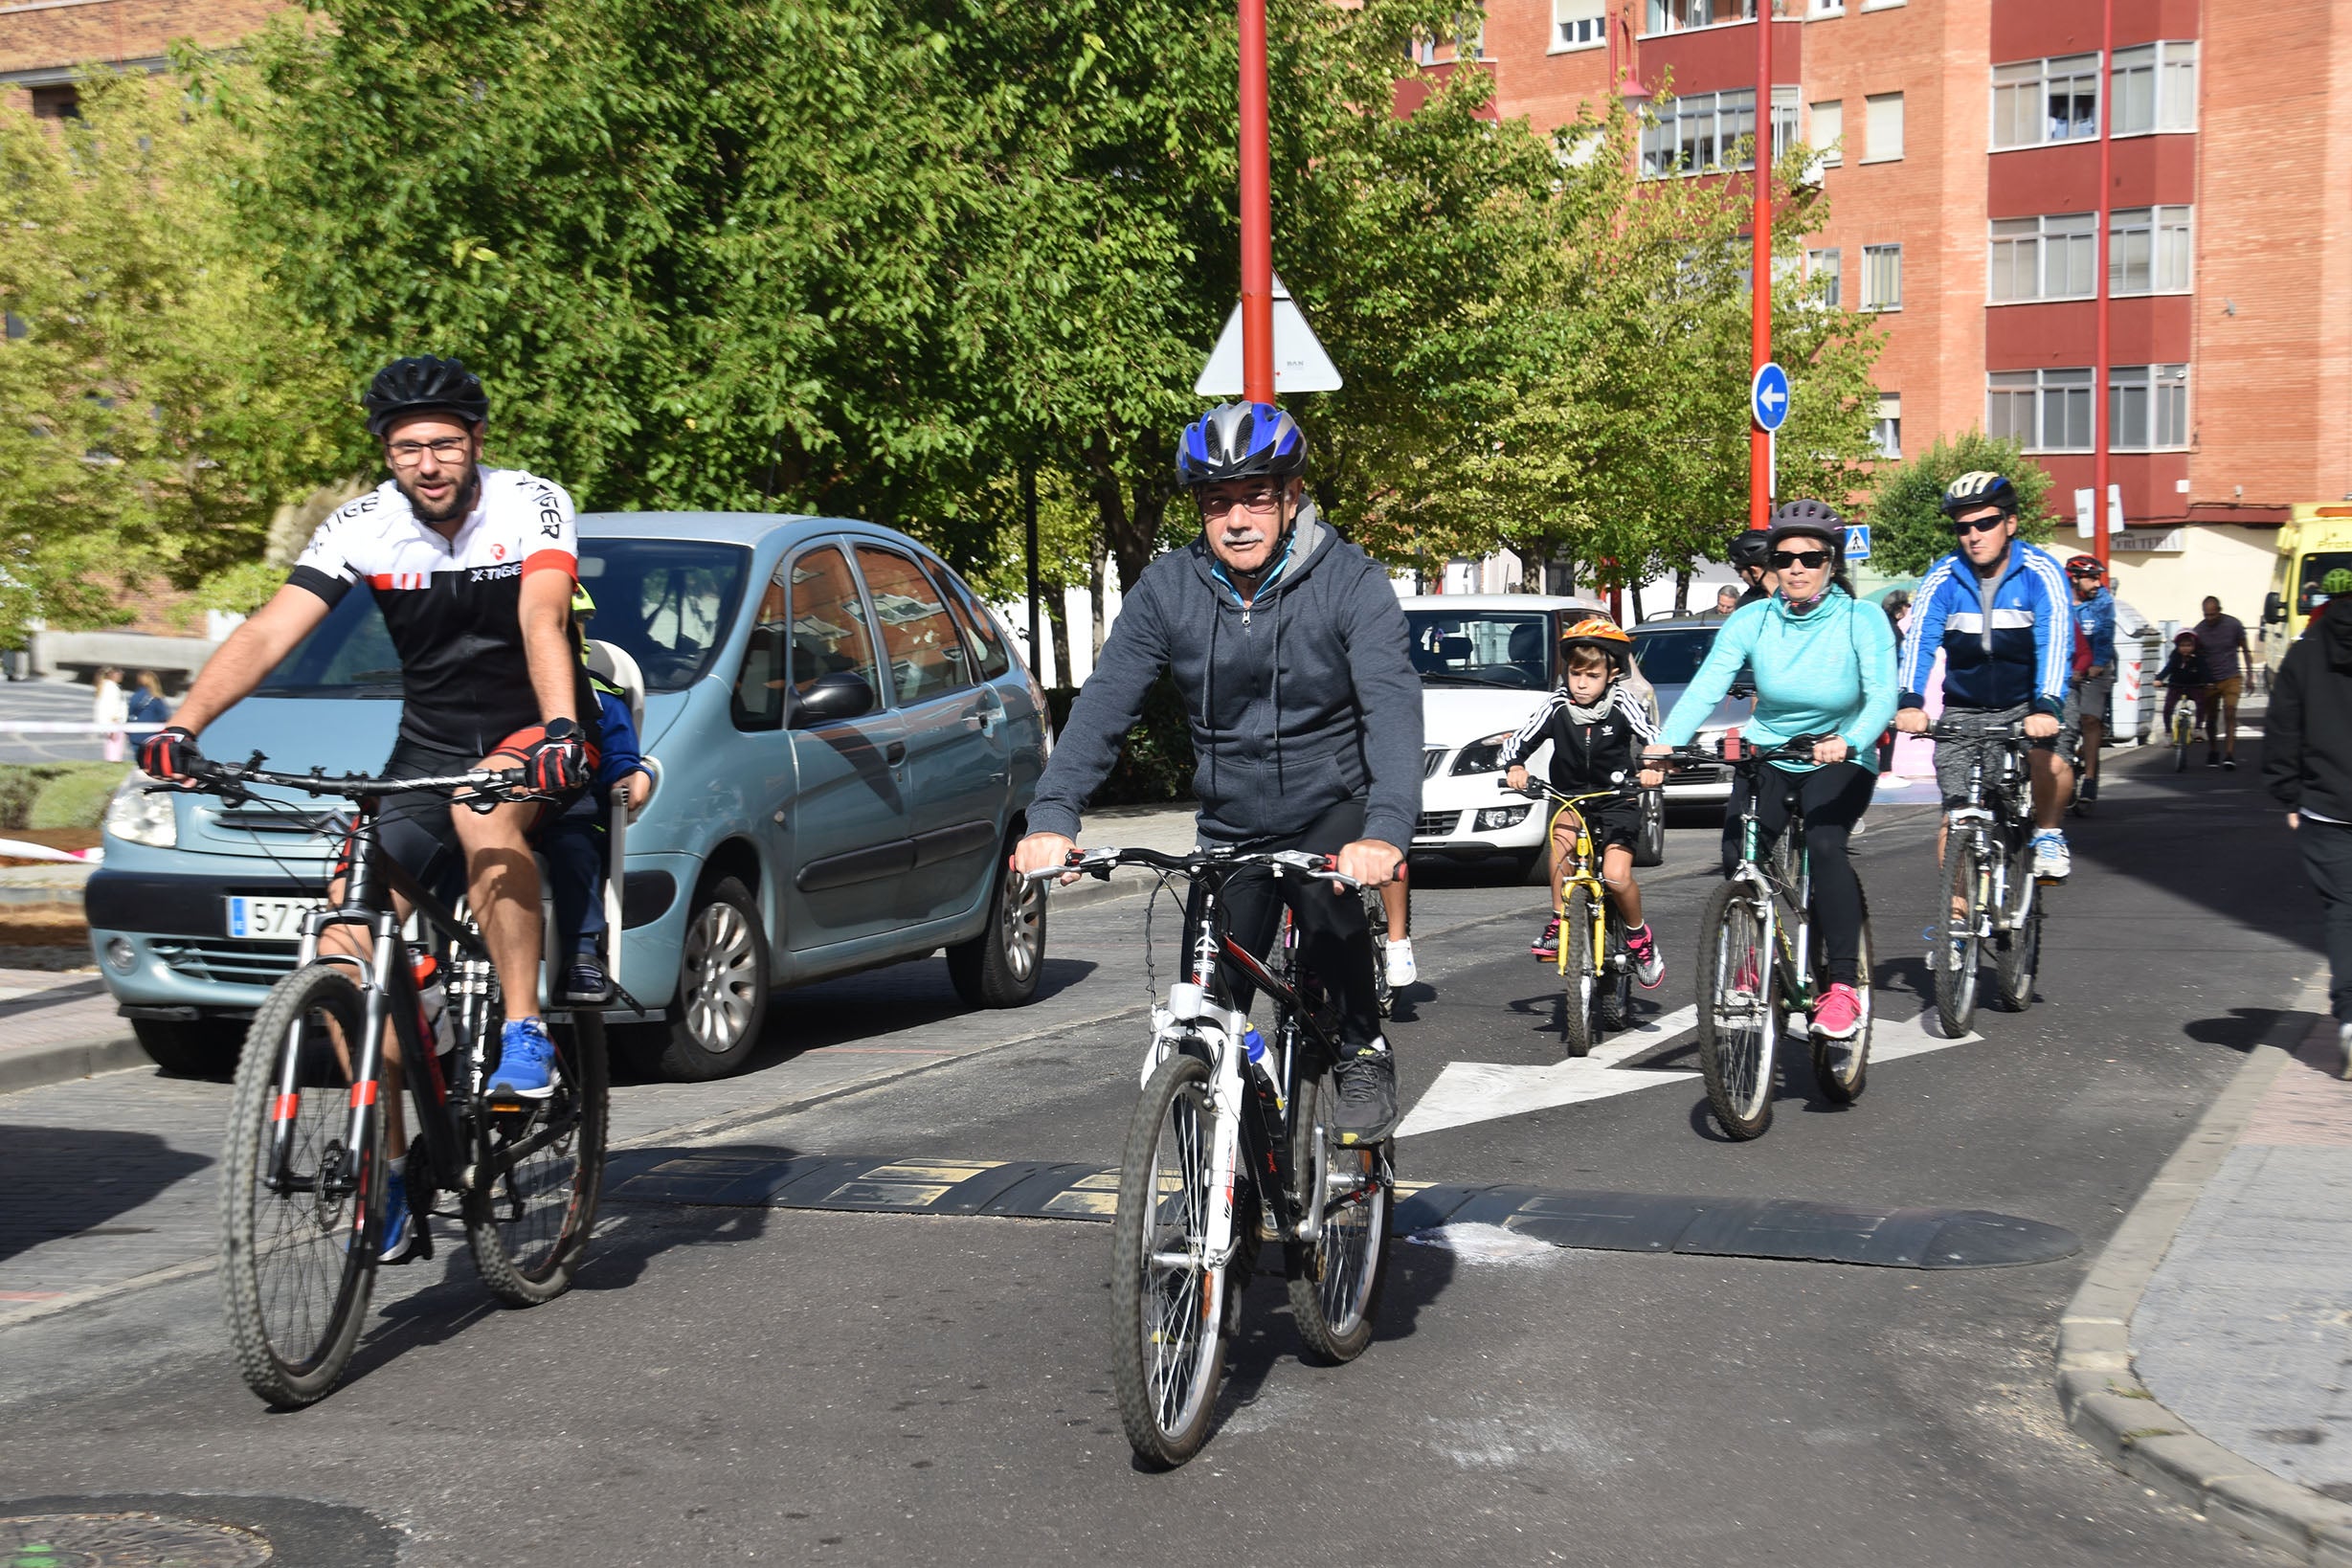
[1032,846,1395,1468]
[175,754,610,1408]
[1930,718,2044,1035]
[1656,738,1875,1140]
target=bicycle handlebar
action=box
[1513,778,1642,807]
[1021,844,1371,891]
[1645,735,1831,770]
[152,751,549,810]
[1929,718,2032,743]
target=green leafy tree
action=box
[0,68,352,644]
[1863,429,2054,576]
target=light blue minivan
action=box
[88,512,1051,1080]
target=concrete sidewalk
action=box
[2059,996,2352,1563]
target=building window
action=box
[2109,206,2192,295]
[29,85,80,121]
[1987,368,2094,452]
[1987,212,2096,302]
[1863,93,1904,162]
[1861,243,1902,310]
[1810,0,1843,14]
[1411,10,1487,63]
[2111,41,2197,135]
[1639,86,1799,178]
[1807,247,1842,307]
[1809,100,1843,167]
[1991,55,2099,149]
[1645,0,1753,37]
[1871,393,1901,459]
[2110,365,2189,450]
[1554,0,1605,50]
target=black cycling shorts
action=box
[365,741,580,908]
[1552,796,1642,853]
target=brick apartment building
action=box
[0,0,280,117]
[1423,0,2352,628]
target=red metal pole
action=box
[1239,0,1276,406]
[2091,0,2114,568]
[1747,0,1773,531]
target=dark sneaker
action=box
[1330,1045,1398,1147]
[1530,915,1560,962]
[489,1018,558,1101]
[2206,751,2220,769]
[564,957,610,1003]
[2080,775,2098,802]
[2223,756,2237,772]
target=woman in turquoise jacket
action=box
[1646,501,1897,1041]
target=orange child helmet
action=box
[1559,616,1634,673]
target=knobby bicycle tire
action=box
[1935,835,1983,1038]
[1560,885,1598,1058]
[1284,1065,1391,1364]
[220,962,381,1409]
[1811,887,1872,1105]
[1696,879,1779,1140]
[1363,887,1395,1020]
[1109,1050,1227,1468]
[1996,859,2042,1014]
[465,1011,611,1308]
[1596,911,1632,1034]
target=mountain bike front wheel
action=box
[1560,885,1598,1058]
[1109,1051,1227,1468]
[1596,912,1633,1034]
[1996,864,2042,1014]
[1285,1066,1391,1364]
[464,1011,610,1308]
[1696,881,1780,1139]
[220,962,381,1409]
[1935,836,1983,1038]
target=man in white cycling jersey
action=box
[142,356,595,1261]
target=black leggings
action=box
[1184,798,1383,1054]
[1724,761,1875,988]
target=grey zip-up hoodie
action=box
[1029,504,1423,851]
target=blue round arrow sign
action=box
[1751,363,1790,432]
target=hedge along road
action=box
[0,748,2313,1566]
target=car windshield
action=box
[1630,627,1717,687]
[1403,611,1552,689]
[254,537,752,697]
[2300,552,2352,616]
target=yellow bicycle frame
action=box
[1547,791,1621,984]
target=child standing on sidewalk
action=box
[1501,618,1666,988]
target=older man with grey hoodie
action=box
[1013,403,1422,1142]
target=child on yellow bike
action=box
[1501,618,1667,988]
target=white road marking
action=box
[1397,997,1980,1138]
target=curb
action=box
[0,1032,149,1097]
[2053,984,2352,1564]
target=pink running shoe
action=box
[1813,982,1863,1040]
[1624,924,1665,989]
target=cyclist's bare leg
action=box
[316,879,411,1159]
[2030,747,2072,830]
[1600,843,1642,928]
[450,796,547,1021]
[1379,879,1408,942]
[2080,712,2104,786]
[1549,815,1578,907]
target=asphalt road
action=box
[0,744,2312,1566]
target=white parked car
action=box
[1401,595,1664,878]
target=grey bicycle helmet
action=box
[1767,498,1845,552]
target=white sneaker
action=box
[1384,936,1418,988]
[2338,1021,2352,1082]
[2031,831,2072,881]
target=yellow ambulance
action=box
[2261,503,2352,677]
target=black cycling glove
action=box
[139,726,204,782]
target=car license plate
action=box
[226,895,322,942]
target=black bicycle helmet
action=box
[1727,530,1774,571]
[1767,498,1845,552]
[364,355,489,436]
[1940,469,2017,518]
[1176,402,1308,490]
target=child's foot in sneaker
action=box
[1530,915,1560,962]
[1384,936,1417,988]
[1812,982,1863,1040]
[565,955,610,1003]
[369,1163,422,1264]
[1624,923,1665,989]
[489,1018,558,1100]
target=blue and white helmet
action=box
[1176,402,1308,490]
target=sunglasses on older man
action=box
[1768,549,1832,571]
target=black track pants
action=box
[1725,760,1876,988]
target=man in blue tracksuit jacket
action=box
[1893,470,2079,880]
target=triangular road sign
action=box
[1196,272,1343,396]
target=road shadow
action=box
[2184,1007,2310,1056]
[0,1126,208,1263]
[323,1142,791,1396]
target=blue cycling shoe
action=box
[489,1018,559,1101]
[370,1170,422,1264]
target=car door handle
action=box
[963,702,999,733]
[885,739,907,766]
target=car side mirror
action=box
[789,671,877,728]
[2264,591,2287,625]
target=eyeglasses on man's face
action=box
[1952,512,2008,537]
[385,437,473,468]
[1769,549,1831,571]
[1197,482,1282,518]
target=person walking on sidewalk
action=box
[2263,593,2352,1075]
[2195,594,2253,771]
[2065,556,2116,803]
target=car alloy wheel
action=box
[682,898,759,1057]
[999,871,1042,984]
